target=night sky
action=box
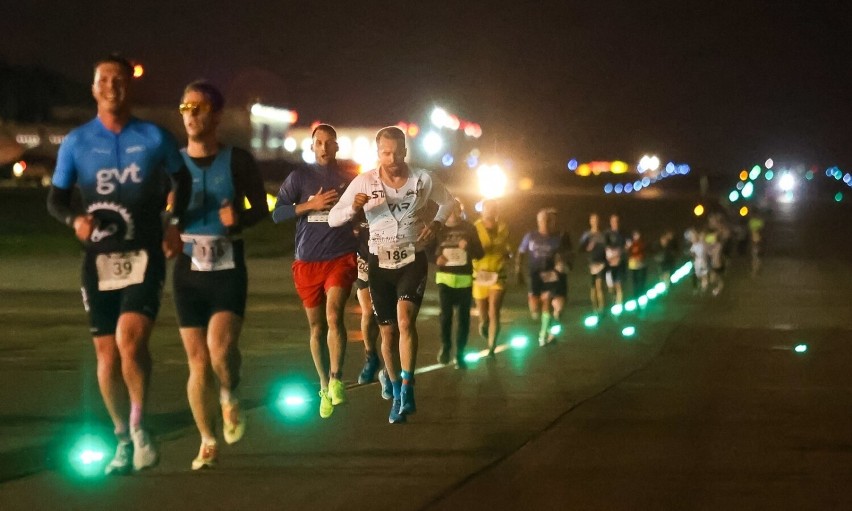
[3,0,851,173]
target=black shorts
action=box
[172,242,248,327]
[529,270,568,298]
[368,251,428,325]
[607,263,627,283]
[81,247,166,337]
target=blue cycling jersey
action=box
[52,117,184,252]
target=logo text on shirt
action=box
[96,163,142,194]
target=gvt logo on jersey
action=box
[96,163,143,194]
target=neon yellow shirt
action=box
[472,219,511,273]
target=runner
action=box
[328,126,455,424]
[272,124,358,419]
[172,81,268,469]
[353,214,381,384]
[626,229,647,299]
[46,55,191,474]
[430,199,483,367]
[516,208,572,346]
[472,199,512,357]
[604,213,628,306]
[579,213,607,314]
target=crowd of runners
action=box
[46,54,761,475]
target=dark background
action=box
[2,0,851,173]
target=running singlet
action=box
[52,117,184,253]
[328,167,455,257]
[180,147,237,271]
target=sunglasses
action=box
[178,102,212,115]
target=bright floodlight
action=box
[778,172,796,192]
[477,164,508,199]
[430,107,449,128]
[422,132,443,156]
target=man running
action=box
[579,213,607,314]
[604,213,628,306]
[272,124,358,419]
[172,80,268,469]
[516,208,572,346]
[329,126,455,424]
[46,55,191,474]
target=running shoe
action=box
[455,356,467,370]
[378,369,393,400]
[191,441,218,470]
[389,398,406,424]
[329,378,347,406]
[437,346,451,365]
[399,382,416,415]
[130,427,158,471]
[104,439,132,476]
[318,389,334,418]
[358,353,380,384]
[222,402,246,445]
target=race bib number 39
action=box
[307,210,330,223]
[183,235,235,272]
[95,250,148,291]
[378,243,416,269]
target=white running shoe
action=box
[130,427,159,471]
[104,439,132,475]
[222,402,246,445]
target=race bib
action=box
[442,247,467,267]
[378,243,416,269]
[307,210,330,223]
[183,234,235,272]
[475,270,499,287]
[539,270,559,283]
[357,255,369,282]
[95,250,148,291]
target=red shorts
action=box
[292,253,357,308]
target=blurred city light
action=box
[132,64,144,78]
[765,170,774,181]
[778,172,796,192]
[739,206,749,216]
[477,164,508,199]
[422,132,443,155]
[739,170,748,181]
[693,204,704,216]
[749,165,761,180]
[765,158,774,169]
[742,181,754,198]
[567,159,578,171]
[729,190,739,202]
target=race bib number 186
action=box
[378,243,416,269]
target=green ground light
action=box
[621,326,636,337]
[549,324,562,336]
[637,296,648,308]
[69,433,111,478]
[511,335,530,348]
[584,315,599,327]
[273,383,312,421]
[464,352,481,363]
[794,344,808,353]
[611,304,623,316]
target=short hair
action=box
[93,53,133,79]
[183,80,225,112]
[375,126,406,146]
[312,123,337,140]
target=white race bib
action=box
[540,270,559,283]
[182,234,235,272]
[378,243,415,269]
[475,270,499,287]
[95,250,148,291]
[357,255,369,282]
[307,210,330,223]
[442,247,467,267]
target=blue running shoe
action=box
[389,398,406,424]
[378,369,393,400]
[399,383,416,415]
[358,353,380,384]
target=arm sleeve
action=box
[46,185,77,227]
[428,176,455,224]
[327,177,361,227]
[233,149,269,228]
[272,173,300,224]
[159,130,191,218]
[518,233,531,254]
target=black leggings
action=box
[438,284,472,353]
